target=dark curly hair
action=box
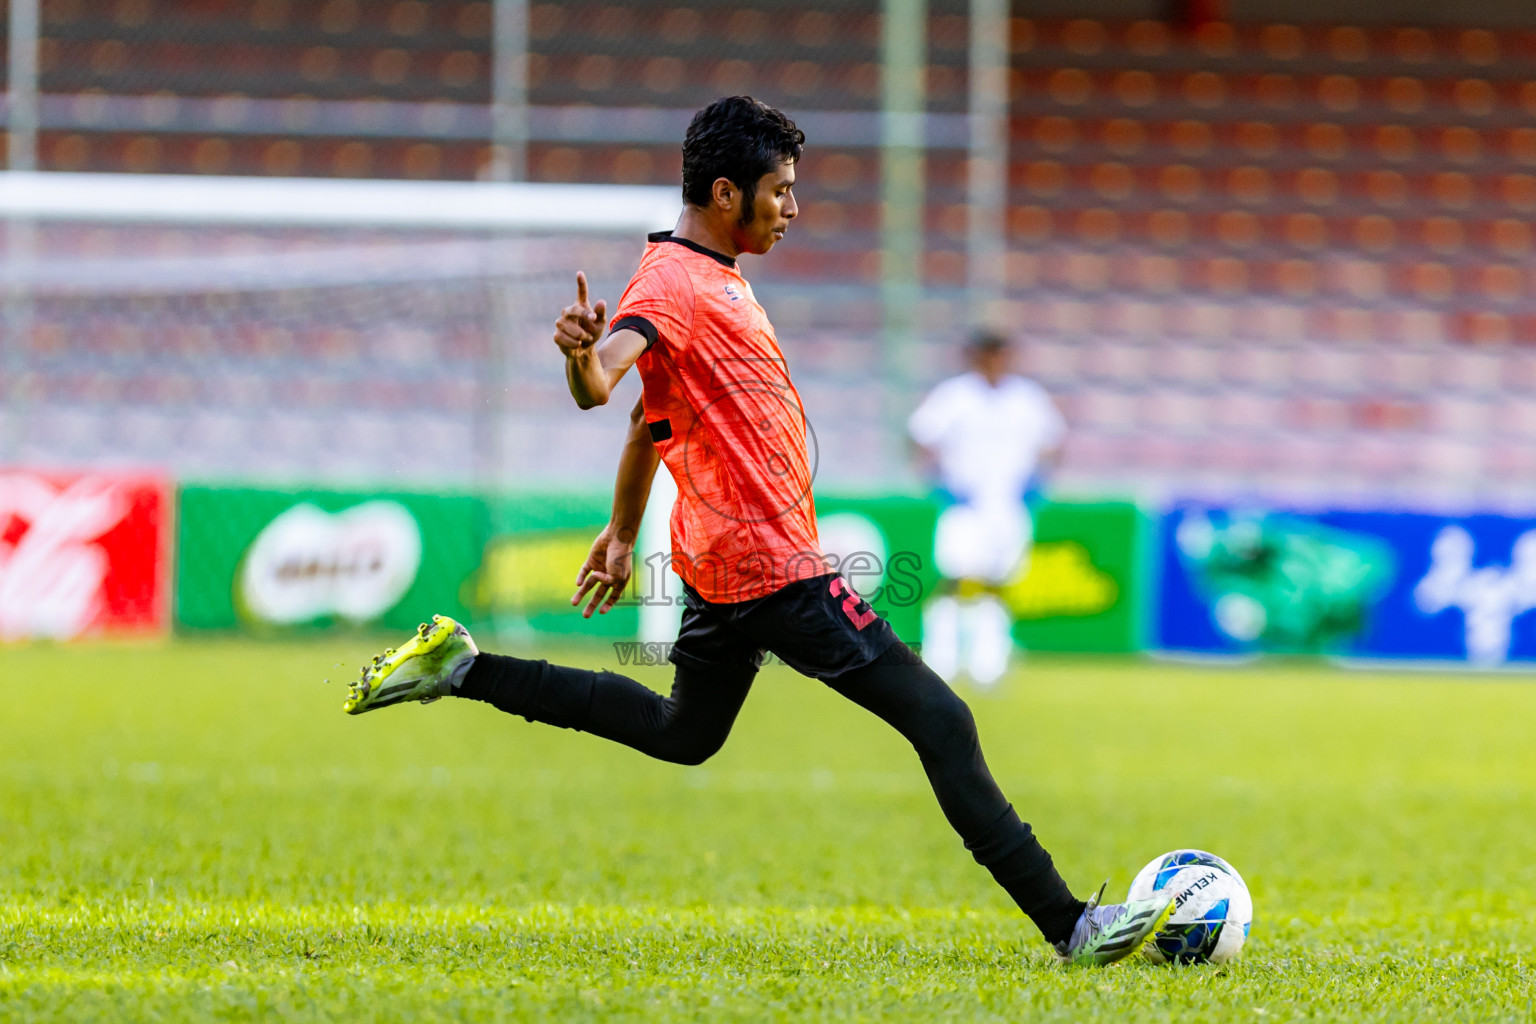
[681,96,804,221]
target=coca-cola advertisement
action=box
[0,470,173,640]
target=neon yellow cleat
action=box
[342,614,479,715]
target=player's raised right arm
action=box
[555,271,648,409]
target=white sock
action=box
[922,595,962,683]
[966,596,1013,686]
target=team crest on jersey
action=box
[723,284,742,302]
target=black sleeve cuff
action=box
[610,315,659,351]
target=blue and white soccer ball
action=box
[1128,849,1253,964]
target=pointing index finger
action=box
[575,271,588,307]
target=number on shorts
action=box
[829,577,877,630]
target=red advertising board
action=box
[0,470,173,640]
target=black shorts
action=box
[670,572,902,680]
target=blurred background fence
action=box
[4,0,1536,505]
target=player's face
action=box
[973,347,1012,382]
[737,161,797,255]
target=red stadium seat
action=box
[1489,219,1532,257]
[1137,254,1181,294]
[1294,167,1340,207]
[1010,18,1037,54]
[1255,73,1298,110]
[1317,75,1361,113]
[1325,26,1371,63]
[1235,121,1280,158]
[1383,76,1427,115]
[1373,125,1417,163]
[1353,215,1397,252]
[1022,160,1067,197]
[1206,256,1250,295]
[1062,19,1107,56]
[1259,24,1306,61]
[1123,19,1170,58]
[1033,116,1078,153]
[1422,216,1467,254]
[1009,206,1052,243]
[1275,258,1319,298]
[1113,69,1158,107]
[1431,172,1476,209]
[1464,311,1513,345]
[1453,79,1499,117]
[1507,127,1536,165]
[1304,122,1349,160]
[1228,166,1272,205]
[1481,264,1523,304]
[1365,169,1410,207]
[1440,126,1483,165]
[1284,212,1329,249]
[1101,118,1147,156]
[1169,119,1214,158]
[1458,29,1501,66]
[1090,163,1136,201]
[1183,71,1226,110]
[1146,209,1192,249]
[1391,27,1437,64]
[1048,68,1094,106]
[1215,210,1262,249]
[1194,22,1238,59]
[1502,174,1536,212]
[1411,261,1457,303]
[1076,208,1121,246]
[1158,164,1203,204]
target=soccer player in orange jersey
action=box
[343,97,1172,964]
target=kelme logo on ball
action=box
[238,501,422,625]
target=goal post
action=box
[0,171,678,233]
[0,172,680,485]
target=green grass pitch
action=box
[2,638,1533,1022]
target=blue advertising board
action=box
[1158,506,1536,665]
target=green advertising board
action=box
[1004,500,1149,653]
[176,486,488,632]
[815,494,941,647]
[459,492,941,647]
[461,492,636,638]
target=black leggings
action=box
[457,646,1084,943]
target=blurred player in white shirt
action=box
[908,332,1066,685]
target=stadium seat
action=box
[1317,75,1361,113]
[1123,20,1169,58]
[1259,24,1306,61]
[1304,122,1349,161]
[1383,77,1426,115]
[1503,174,1536,211]
[1373,126,1417,164]
[1326,26,1371,63]
[1391,27,1437,64]
[1183,71,1227,110]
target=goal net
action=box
[0,171,676,489]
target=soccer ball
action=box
[1127,849,1252,964]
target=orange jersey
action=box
[611,232,822,603]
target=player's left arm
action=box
[571,396,660,617]
[907,381,953,485]
[1039,390,1068,471]
[1027,392,1068,505]
[554,271,648,409]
